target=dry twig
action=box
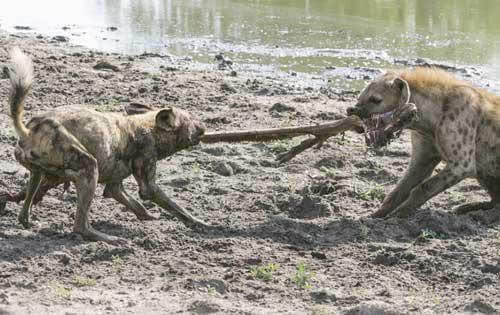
[201,116,364,163]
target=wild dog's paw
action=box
[136,212,159,221]
[76,228,130,246]
[188,218,219,233]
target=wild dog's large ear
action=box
[392,77,411,105]
[155,108,179,131]
[125,103,154,115]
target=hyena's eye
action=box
[369,96,382,105]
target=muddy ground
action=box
[0,34,499,315]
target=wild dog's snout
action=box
[191,121,206,144]
[197,122,206,137]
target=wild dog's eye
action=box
[369,96,382,105]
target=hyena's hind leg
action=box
[103,182,157,220]
[455,175,500,214]
[454,201,496,215]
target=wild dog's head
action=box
[347,72,410,119]
[126,103,205,149]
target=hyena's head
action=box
[347,72,411,119]
[126,103,205,149]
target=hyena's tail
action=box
[6,47,33,139]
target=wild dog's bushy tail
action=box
[6,47,33,139]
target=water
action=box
[1,0,500,90]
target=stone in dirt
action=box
[93,60,120,72]
[188,300,221,314]
[190,279,228,294]
[286,195,332,219]
[52,35,68,42]
[14,26,32,30]
[463,299,497,314]
[220,82,237,93]
[213,161,234,177]
[270,102,296,112]
[310,288,338,303]
[345,301,403,315]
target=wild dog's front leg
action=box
[372,133,440,218]
[103,182,157,220]
[389,167,464,218]
[133,160,209,228]
[151,186,209,228]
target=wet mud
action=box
[0,34,499,314]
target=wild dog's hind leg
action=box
[103,182,157,220]
[372,132,441,218]
[18,170,42,227]
[1,175,67,217]
[66,146,126,245]
[4,175,66,205]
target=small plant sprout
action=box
[111,254,125,272]
[73,276,97,287]
[415,228,447,243]
[250,263,279,282]
[354,185,386,202]
[54,286,72,300]
[292,262,314,290]
[269,139,293,154]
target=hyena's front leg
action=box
[388,167,464,218]
[372,132,440,218]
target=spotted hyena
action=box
[4,47,207,244]
[347,67,500,218]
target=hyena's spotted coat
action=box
[348,67,500,218]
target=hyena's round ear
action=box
[392,77,411,105]
[125,103,153,115]
[155,107,179,131]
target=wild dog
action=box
[347,67,500,218]
[5,47,207,244]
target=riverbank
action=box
[0,33,499,315]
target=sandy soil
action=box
[0,34,499,315]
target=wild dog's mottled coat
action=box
[7,48,207,244]
[348,67,500,217]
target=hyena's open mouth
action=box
[363,111,403,149]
